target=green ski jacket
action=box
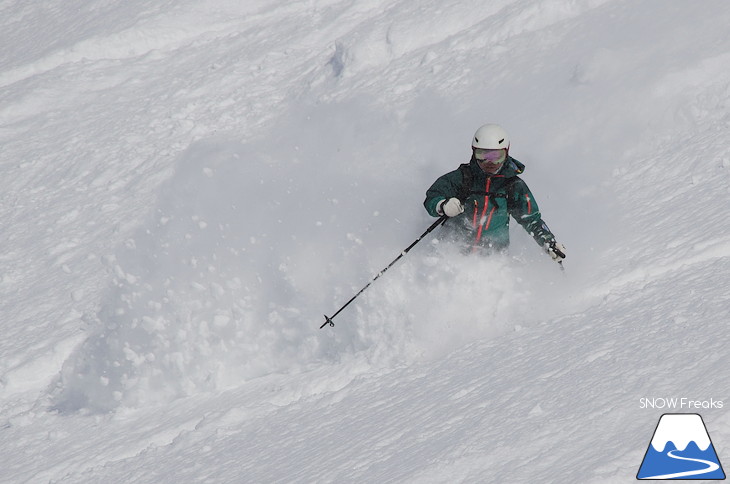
[424,157,555,252]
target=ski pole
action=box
[321,215,448,329]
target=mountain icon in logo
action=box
[637,413,726,480]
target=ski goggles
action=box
[473,148,507,164]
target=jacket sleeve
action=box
[424,168,463,217]
[508,178,556,247]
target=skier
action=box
[424,123,566,261]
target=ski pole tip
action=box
[320,315,335,329]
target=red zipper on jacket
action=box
[474,177,496,247]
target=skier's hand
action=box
[546,241,566,262]
[438,198,464,217]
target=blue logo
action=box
[637,413,725,480]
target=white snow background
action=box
[1,0,729,482]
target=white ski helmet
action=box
[472,123,510,151]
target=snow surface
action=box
[1,0,729,482]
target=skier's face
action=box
[475,148,506,174]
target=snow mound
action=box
[55,135,330,410]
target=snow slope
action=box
[1,0,729,482]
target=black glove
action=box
[545,241,566,261]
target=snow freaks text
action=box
[639,398,724,410]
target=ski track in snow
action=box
[644,449,720,480]
[1,0,730,482]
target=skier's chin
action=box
[479,163,503,175]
